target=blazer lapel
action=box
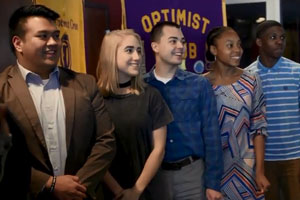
[7,66,47,149]
[59,69,75,150]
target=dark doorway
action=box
[226,2,266,68]
[84,1,110,78]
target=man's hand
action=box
[46,175,87,200]
[256,173,270,194]
[206,188,223,200]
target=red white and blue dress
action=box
[212,71,268,200]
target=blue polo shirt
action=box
[246,57,300,161]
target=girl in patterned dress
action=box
[204,26,270,200]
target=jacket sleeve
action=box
[75,75,116,199]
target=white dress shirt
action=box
[18,62,67,176]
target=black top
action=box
[103,85,173,200]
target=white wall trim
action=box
[226,0,281,22]
[266,0,281,22]
[226,0,265,5]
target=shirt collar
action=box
[17,60,60,82]
[146,65,186,82]
[257,56,283,71]
[173,67,186,80]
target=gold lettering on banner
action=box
[57,18,79,30]
[141,9,211,33]
[141,15,152,32]
[161,9,169,21]
[177,9,186,26]
[189,42,197,59]
[183,43,198,60]
[151,11,161,25]
[140,9,212,60]
[192,13,200,30]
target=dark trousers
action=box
[265,159,300,200]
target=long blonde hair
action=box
[96,29,145,96]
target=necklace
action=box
[119,80,131,88]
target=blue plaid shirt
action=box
[145,68,223,191]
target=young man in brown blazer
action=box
[0,4,115,200]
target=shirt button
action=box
[169,139,173,143]
[48,122,54,129]
[50,145,57,151]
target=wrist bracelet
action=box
[49,176,57,193]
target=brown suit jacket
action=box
[0,103,30,200]
[0,65,116,199]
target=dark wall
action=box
[88,0,122,30]
[0,0,32,72]
[281,0,300,63]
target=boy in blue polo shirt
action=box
[246,20,300,200]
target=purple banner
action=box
[124,0,225,73]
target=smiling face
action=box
[210,29,243,68]
[13,16,61,75]
[151,25,186,68]
[257,25,286,60]
[116,34,142,83]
